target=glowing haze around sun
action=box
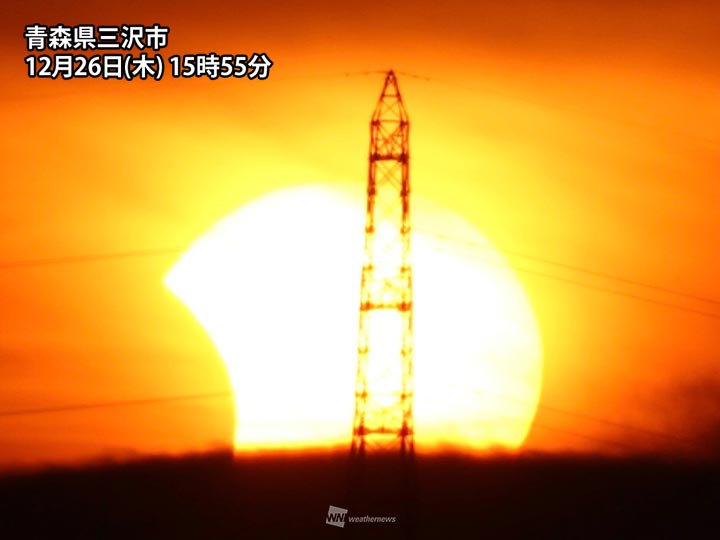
[165,184,542,453]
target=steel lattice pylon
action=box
[351,70,414,459]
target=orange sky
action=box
[1,0,719,468]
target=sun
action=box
[164,184,542,453]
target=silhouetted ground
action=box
[0,450,718,539]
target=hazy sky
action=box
[1,0,719,467]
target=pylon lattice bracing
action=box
[351,71,414,459]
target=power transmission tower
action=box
[351,70,414,460]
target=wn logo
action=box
[326,505,348,528]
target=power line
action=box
[0,391,232,418]
[0,386,695,455]
[395,70,720,149]
[461,385,697,450]
[282,70,388,80]
[1,235,718,321]
[485,409,643,453]
[420,230,720,306]
[528,421,643,453]
[0,247,183,270]
[0,380,689,451]
[536,402,694,449]
[419,232,720,321]
[505,265,720,321]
